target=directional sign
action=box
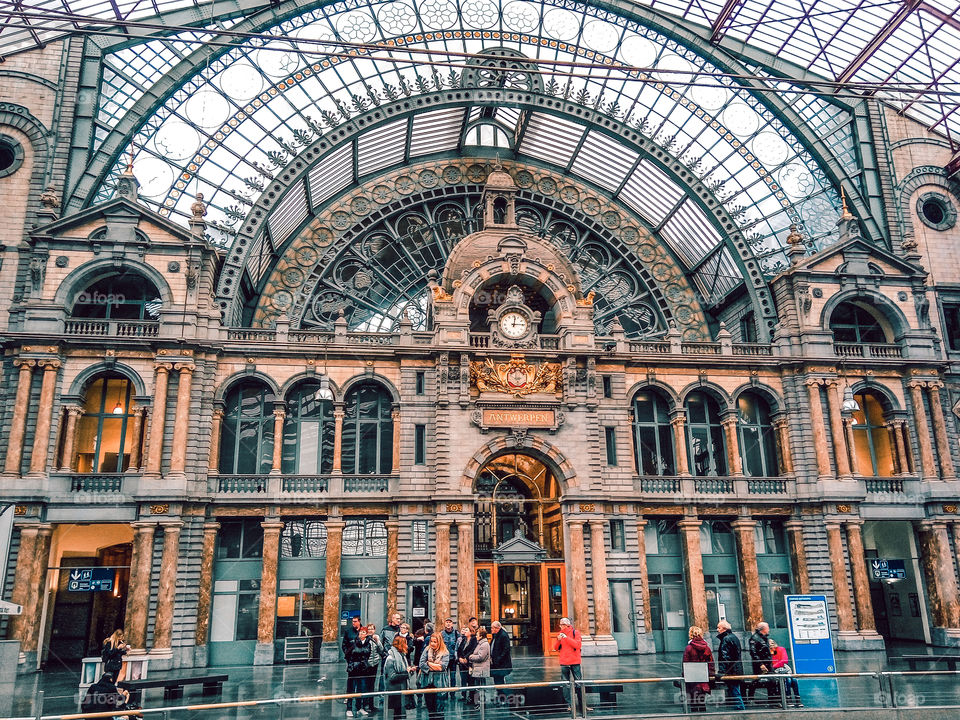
[870,559,906,580]
[0,600,23,615]
[66,567,114,592]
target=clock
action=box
[499,311,529,339]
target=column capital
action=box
[669,413,686,427]
[65,404,84,417]
[37,359,61,371]
[391,407,401,419]
[805,377,826,388]
[677,518,702,531]
[565,518,587,528]
[131,405,146,418]
[203,521,221,534]
[325,519,346,532]
[154,363,172,374]
[928,380,945,389]
[434,518,454,528]
[454,517,476,527]
[907,379,929,390]
[13,358,36,369]
[261,519,285,533]
[731,517,758,530]
[842,518,865,530]
[212,407,224,419]
[636,518,648,529]
[272,408,286,419]
[131,521,158,534]
[173,362,196,374]
[824,521,843,532]
[784,519,805,532]
[772,415,790,429]
[160,521,184,534]
[588,518,607,530]
[917,519,949,532]
[333,407,345,419]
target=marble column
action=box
[784,520,810,594]
[7,524,52,658]
[138,409,151,473]
[589,520,613,638]
[566,520,590,634]
[928,383,956,480]
[721,415,744,477]
[386,520,400,617]
[898,422,915,474]
[773,417,794,474]
[435,520,452,622]
[391,407,401,474]
[168,364,194,475]
[825,523,855,633]
[670,414,690,476]
[271,407,285,473]
[456,519,475,627]
[58,405,83,472]
[732,517,764,632]
[917,521,960,633]
[255,519,284,665]
[908,381,937,479]
[331,405,344,473]
[679,518,708,631]
[4,359,34,474]
[124,522,156,649]
[826,382,851,479]
[806,380,832,478]
[128,407,144,471]
[194,522,220,651]
[320,521,344,662]
[152,522,182,650]
[842,416,860,476]
[28,360,61,474]
[844,521,877,634]
[208,407,224,473]
[145,365,170,475]
[886,424,902,475]
[636,519,653,633]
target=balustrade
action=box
[70,474,124,492]
[865,477,904,494]
[282,476,330,493]
[694,477,734,493]
[343,475,391,492]
[834,342,902,358]
[64,320,159,337]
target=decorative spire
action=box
[189,192,207,237]
[115,146,140,202]
[840,186,853,221]
[786,224,806,264]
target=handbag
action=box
[367,642,382,668]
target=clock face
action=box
[499,311,529,339]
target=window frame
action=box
[218,380,277,475]
[414,423,426,466]
[604,426,618,466]
[736,392,779,478]
[341,383,394,474]
[631,391,676,476]
[76,375,136,473]
[685,391,728,477]
[281,381,335,474]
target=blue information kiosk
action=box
[785,594,839,707]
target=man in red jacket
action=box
[554,617,586,714]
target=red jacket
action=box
[553,628,582,665]
[682,638,715,693]
[771,646,790,670]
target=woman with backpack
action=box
[382,636,415,720]
[682,626,715,713]
[418,633,449,720]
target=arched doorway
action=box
[473,452,566,655]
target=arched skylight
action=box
[91,0,853,283]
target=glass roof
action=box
[87,0,862,298]
[3,0,957,144]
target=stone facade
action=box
[2,32,960,674]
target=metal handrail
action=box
[26,669,960,720]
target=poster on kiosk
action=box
[785,595,839,707]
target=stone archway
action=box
[462,434,577,492]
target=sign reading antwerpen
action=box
[482,409,555,428]
[66,567,114,592]
[785,594,838,707]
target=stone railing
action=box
[865,477,904,494]
[226,328,277,342]
[628,340,671,354]
[64,319,160,338]
[70,474,124,492]
[694,477,735,493]
[834,342,903,359]
[732,343,773,356]
[747,477,789,494]
[681,342,722,355]
[282,475,331,493]
[217,474,270,493]
[343,475,391,493]
[469,333,561,350]
[639,476,682,493]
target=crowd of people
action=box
[340,614,519,719]
[683,620,804,712]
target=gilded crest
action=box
[470,356,562,396]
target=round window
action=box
[0,135,24,179]
[916,191,957,232]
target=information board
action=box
[785,594,838,707]
[66,567,114,592]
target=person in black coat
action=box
[715,620,745,711]
[489,621,512,686]
[344,619,370,717]
[81,673,130,715]
[456,626,478,701]
[747,621,775,707]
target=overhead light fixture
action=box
[112,401,124,415]
[315,376,333,401]
[842,385,860,413]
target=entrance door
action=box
[649,574,688,652]
[609,580,637,652]
[476,562,565,654]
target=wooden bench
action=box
[897,654,960,671]
[123,674,228,702]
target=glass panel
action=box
[236,591,261,640]
[275,594,301,639]
[210,594,237,642]
[217,521,242,559]
[547,568,564,635]
[663,586,687,629]
[649,587,663,631]
[610,580,633,634]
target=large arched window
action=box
[685,392,727,477]
[341,382,394,474]
[282,381,335,474]
[737,392,779,477]
[75,374,138,472]
[219,380,276,474]
[829,302,888,344]
[70,273,162,321]
[851,391,895,476]
[632,391,675,476]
